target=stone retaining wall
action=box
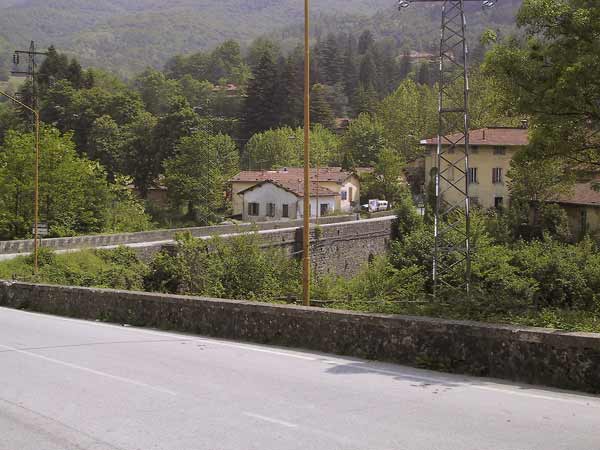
[1,281,599,393]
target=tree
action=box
[310,84,335,130]
[244,125,339,170]
[133,69,183,116]
[342,43,359,100]
[163,131,239,223]
[279,47,304,127]
[375,79,438,160]
[37,46,91,93]
[244,51,280,136]
[505,148,574,241]
[120,111,159,197]
[319,34,344,86]
[359,52,378,89]
[0,127,113,238]
[340,113,387,168]
[362,147,406,204]
[351,83,378,116]
[483,0,600,169]
[149,97,200,192]
[87,115,123,180]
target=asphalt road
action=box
[0,307,599,450]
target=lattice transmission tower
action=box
[397,0,497,297]
[11,41,48,112]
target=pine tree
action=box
[320,34,343,86]
[342,38,359,100]
[352,83,378,116]
[244,51,280,137]
[310,84,335,130]
[280,47,304,127]
[359,52,378,88]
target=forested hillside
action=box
[0,0,521,78]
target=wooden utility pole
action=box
[302,0,311,307]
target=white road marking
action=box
[244,412,298,428]
[2,307,599,407]
[0,342,177,396]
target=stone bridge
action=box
[0,216,397,277]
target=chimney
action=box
[521,119,529,129]
[482,129,486,141]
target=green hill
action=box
[0,0,522,78]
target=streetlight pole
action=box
[302,0,311,307]
[0,89,41,274]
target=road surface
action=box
[0,306,598,450]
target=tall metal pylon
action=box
[397,0,497,297]
[11,41,48,111]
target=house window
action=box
[494,196,504,209]
[266,203,275,217]
[468,167,478,184]
[494,146,506,155]
[320,203,329,217]
[341,190,348,201]
[282,204,289,218]
[492,167,503,184]
[581,209,588,233]
[248,202,259,216]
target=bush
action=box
[145,232,301,301]
[0,246,147,290]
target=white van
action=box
[368,199,388,212]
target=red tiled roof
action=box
[230,167,353,184]
[239,179,339,198]
[554,182,600,207]
[421,127,529,147]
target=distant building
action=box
[230,167,361,219]
[548,181,600,238]
[421,127,529,210]
[334,117,352,135]
[211,83,240,96]
[239,180,339,221]
[421,126,600,237]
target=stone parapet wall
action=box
[0,215,356,256]
[1,281,599,394]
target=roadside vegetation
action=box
[2,193,600,334]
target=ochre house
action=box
[421,126,600,238]
[421,127,528,210]
[229,167,361,219]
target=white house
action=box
[239,180,339,221]
[230,167,361,217]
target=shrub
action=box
[145,232,300,301]
[0,246,147,290]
